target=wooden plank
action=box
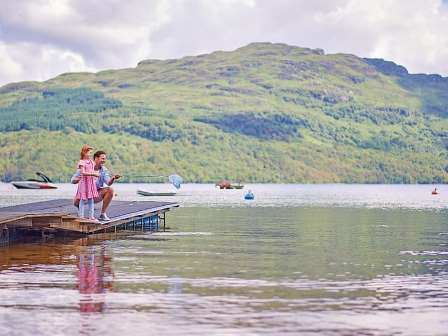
[0,213,28,225]
[97,204,177,224]
[0,199,178,220]
[0,212,70,225]
[32,216,63,228]
[7,218,33,228]
[87,209,169,233]
[0,199,70,213]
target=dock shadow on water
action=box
[0,206,448,335]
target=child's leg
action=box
[87,198,95,218]
[78,199,86,217]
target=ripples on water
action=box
[0,184,448,335]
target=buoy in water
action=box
[432,188,438,195]
[244,190,255,200]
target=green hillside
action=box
[0,42,447,183]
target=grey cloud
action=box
[0,0,448,85]
[140,0,448,76]
[149,0,350,58]
[0,0,163,70]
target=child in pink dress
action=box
[76,144,99,220]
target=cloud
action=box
[0,41,95,84]
[149,0,448,75]
[310,0,448,75]
[0,0,168,84]
[0,0,448,86]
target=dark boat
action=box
[215,180,244,189]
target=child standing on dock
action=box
[76,144,99,221]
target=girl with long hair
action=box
[76,144,99,220]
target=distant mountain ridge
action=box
[0,42,447,183]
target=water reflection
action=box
[0,207,448,335]
[0,237,115,316]
[0,239,83,272]
[77,246,113,313]
[167,277,184,294]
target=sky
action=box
[1,0,448,86]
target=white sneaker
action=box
[99,213,111,221]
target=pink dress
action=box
[76,159,99,200]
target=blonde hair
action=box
[80,144,92,159]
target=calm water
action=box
[0,183,448,335]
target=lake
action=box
[0,183,447,335]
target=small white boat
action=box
[12,181,57,189]
[137,189,177,196]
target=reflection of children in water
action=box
[77,248,113,313]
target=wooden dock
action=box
[0,199,179,243]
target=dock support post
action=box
[0,224,9,246]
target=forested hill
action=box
[0,42,447,183]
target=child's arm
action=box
[78,161,87,176]
[78,161,100,177]
[71,169,81,184]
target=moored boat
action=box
[12,181,58,189]
[215,180,244,189]
[11,172,57,189]
[137,189,177,196]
